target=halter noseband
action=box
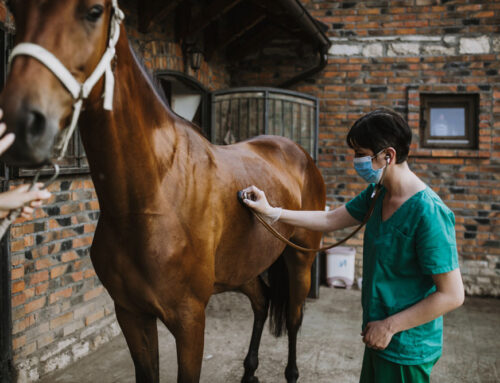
[7,0,125,160]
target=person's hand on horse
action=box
[0,109,15,156]
[0,183,52,219]
[241,185,282,224]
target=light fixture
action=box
[189,48,203,71]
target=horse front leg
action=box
[115,304,159,383]
[240,276,269,383]
[166,300,206,383]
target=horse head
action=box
[0,0,122,167]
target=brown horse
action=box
[0,1,325,382]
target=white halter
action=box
[7,0,125,160]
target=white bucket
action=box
[326,246,356,289]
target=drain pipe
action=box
[279,46,329,88]
[273,0,331,88]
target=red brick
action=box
[84,269,96,279]
[29,270,49,285]
[12,335,26,350]
[49,287,73,304]
[12,281,25,294]
[51,265,68,279]
[72,271,84,282]
[11,266,24,280]
[61,251,79,263]
[84,286,104,302]
[35,258,53,270]
[12,293,26,308]
[85,309,104,326]
[25,297,46,314]
[50,312,73,330]
[35,282,49,295]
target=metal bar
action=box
[212,87,317,102]
[247,98,250,139]
[315,98,319,162]
[298,103,302,149]
[264,91,269,135]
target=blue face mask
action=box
[353,150,386,184]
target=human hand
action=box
[0,109,15,156]
[0,183,51,219]
[361,320,395,350]
[240,185,282,224]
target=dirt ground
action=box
[39,287,500,383]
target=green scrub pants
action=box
[359,347,439,383]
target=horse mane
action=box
[128,42,169,109]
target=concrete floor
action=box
[39,287,500,383]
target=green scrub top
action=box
[345,183,459,365]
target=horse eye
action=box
[86,5,104,22]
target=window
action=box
[420,94,478,149]
[155,71,209,139]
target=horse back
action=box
[208,135,326,290]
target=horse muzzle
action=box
[0,99,58,168]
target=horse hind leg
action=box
[239,276,270,383]
[115,304,159,383]
[283,237,319,383]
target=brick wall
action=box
[8,177,119,381]
[297,0,500,296]
[224,0,499,297]
[3,1,230,381]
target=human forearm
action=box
[362,269,464,350]
[385,269,464,334]
[242,185,359,232]
[278,209,331,231]
[385,289,463,334]
[279,205,358,232]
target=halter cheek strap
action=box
[7,0,125,160]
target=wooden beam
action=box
[187,0,243,37]
[138,0,183,33]
[226,22,276,61]
[217,13,267,52]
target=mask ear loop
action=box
[371,154,391,199]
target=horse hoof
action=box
[241,376,259,383]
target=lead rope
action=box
[241,159,389,253]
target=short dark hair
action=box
[346,108,412,164]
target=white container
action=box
[326,246,356,289]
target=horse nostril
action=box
[26,110,46,137]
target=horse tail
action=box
[268,252,289,337]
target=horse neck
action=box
[79,31,193,216]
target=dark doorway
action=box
[0,24,13,383]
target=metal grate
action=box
[212,87,319,160]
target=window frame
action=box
[155,70,210,140]
[420,93,478,150]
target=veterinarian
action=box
[242,108,464,383]
[0,109,51,223]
